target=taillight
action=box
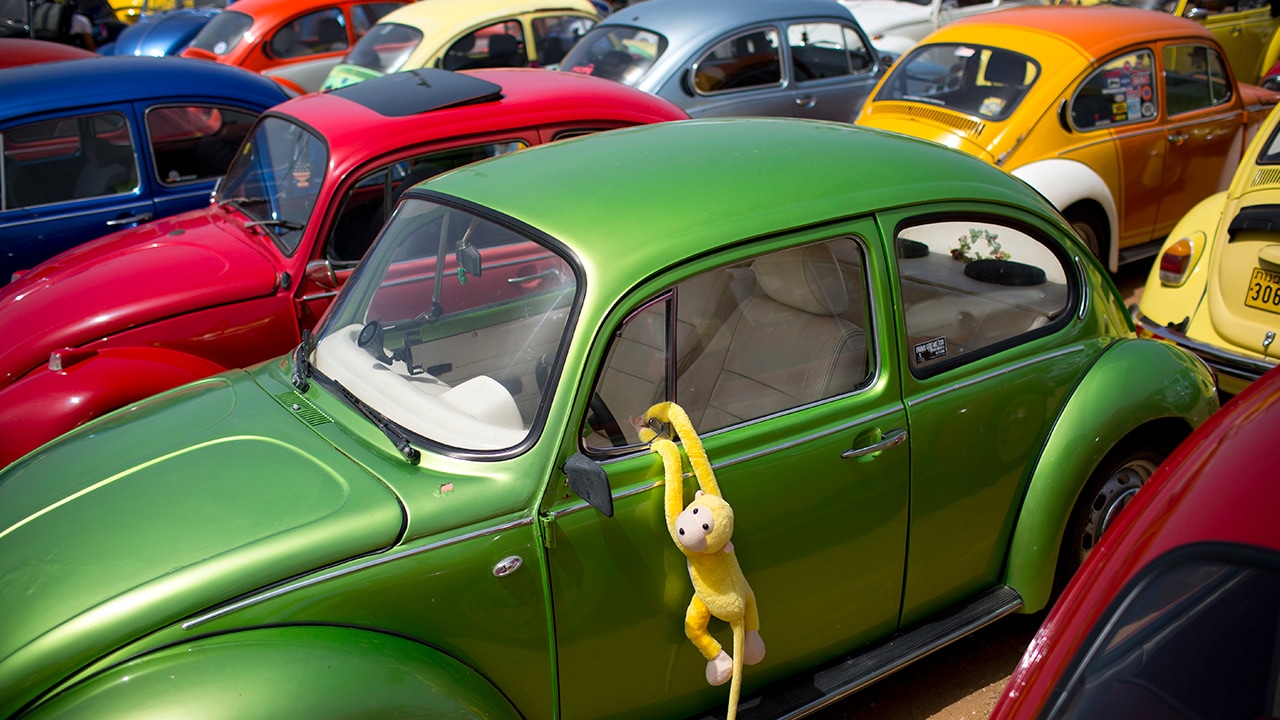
[1159,237,1194,286]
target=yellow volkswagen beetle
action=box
[1135,103,1280,395]
[856,5,1280,272]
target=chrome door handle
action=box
[1167,133,1189,145]
[795,95,817,108]
[106,212,154,226]
[841,427,907,459]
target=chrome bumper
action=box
[1133,310,1277,392]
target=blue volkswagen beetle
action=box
[558,0,893,122]
[99,0,232,57]
[0,55,288,285]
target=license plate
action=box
[1245,267,1280,314]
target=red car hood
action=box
[0,208,281,386]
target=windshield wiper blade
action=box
[244,218,304,231]
[332,379,421,465]
[217,195,269,208]
[292,328,312,392]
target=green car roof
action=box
[418,117,1061,286]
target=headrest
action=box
[752,244,848,316]
[986,52,1027,86]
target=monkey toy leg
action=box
[686,595,733,686]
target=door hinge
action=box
[538,513,557,549]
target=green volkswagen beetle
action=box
[0,118,1218,719]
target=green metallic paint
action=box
[0,372,404,719]
[1003,338,1218,613]
[23,626,521,719]
[420,118,1063,307]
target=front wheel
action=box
[1058,439,1171,583]
[1063,206,1105,260]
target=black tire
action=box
[1063,205,1104,260]
[1057,438,1173,584]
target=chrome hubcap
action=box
[1076,458,1158,565]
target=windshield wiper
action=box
[244,218,304,231]
[331,378,421,465]
[292,328,312,392]
[217,195,270,208]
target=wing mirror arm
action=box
[563,453,614,517]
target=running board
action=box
[1118,239,1162,265]
[691,585,1024,720]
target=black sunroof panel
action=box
[328,68,503,117]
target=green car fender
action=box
[1003,338,1218,613]
[22,626,522,719]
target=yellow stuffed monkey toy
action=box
[638,401,765,720]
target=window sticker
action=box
[914,337,947,363]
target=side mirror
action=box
[457,243,482,278]
[563,453,614,517]
[305,259,339,289]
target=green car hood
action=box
[0,370,405,715]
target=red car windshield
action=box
[216,116,326,255]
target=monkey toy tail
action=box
[726,621,746,720]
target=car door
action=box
[0,104,154,280]
[882,207,1090,625]
[1154,41,1244,240]
[544,228,910,719]
[1063,48,1166,252]
[784,20,883,122]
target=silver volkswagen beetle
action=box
[558,0,892,122]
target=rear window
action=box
[561,25,667,86]
[875,43,1039,121]
[344,22,422,73]
[189,10,253,55]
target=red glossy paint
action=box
[988,363,1280,720]
[0,67,688,467]
[0,39,98,69]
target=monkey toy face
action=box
[676,490,735,554]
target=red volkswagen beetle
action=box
[988,363,1280,720]
[0,67,687,468]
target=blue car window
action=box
[147,105,260,185]
[1,111,138,210]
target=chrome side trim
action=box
[182,516,535,629]
[908,345,1090,408]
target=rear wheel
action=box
[1064,205,1104,260]
[1057,438,1172,583]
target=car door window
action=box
[531,14,593,67]
[441,20,526,70]
[1,111,137,209]
[270,8,348,59]
[691,27,782,94]
[1049,555,1280,720]
[349,1,401,37]
[1163,44,1232,115]
[895,218,1070,376]
[788,22,872,81]
[147,105,259,185]
[1070,50,1158,130]
[326,140,528,265]
[583,236,872,450]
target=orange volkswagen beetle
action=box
[179,0,411,75]
[857,6,1280,272]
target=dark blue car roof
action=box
[0,56,289,122]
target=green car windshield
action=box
[875,43,1040,121]
[312,197,578,453]
[216,116,326,256]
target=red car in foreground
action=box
[988,363,1280,720]
[0,67,687,468]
